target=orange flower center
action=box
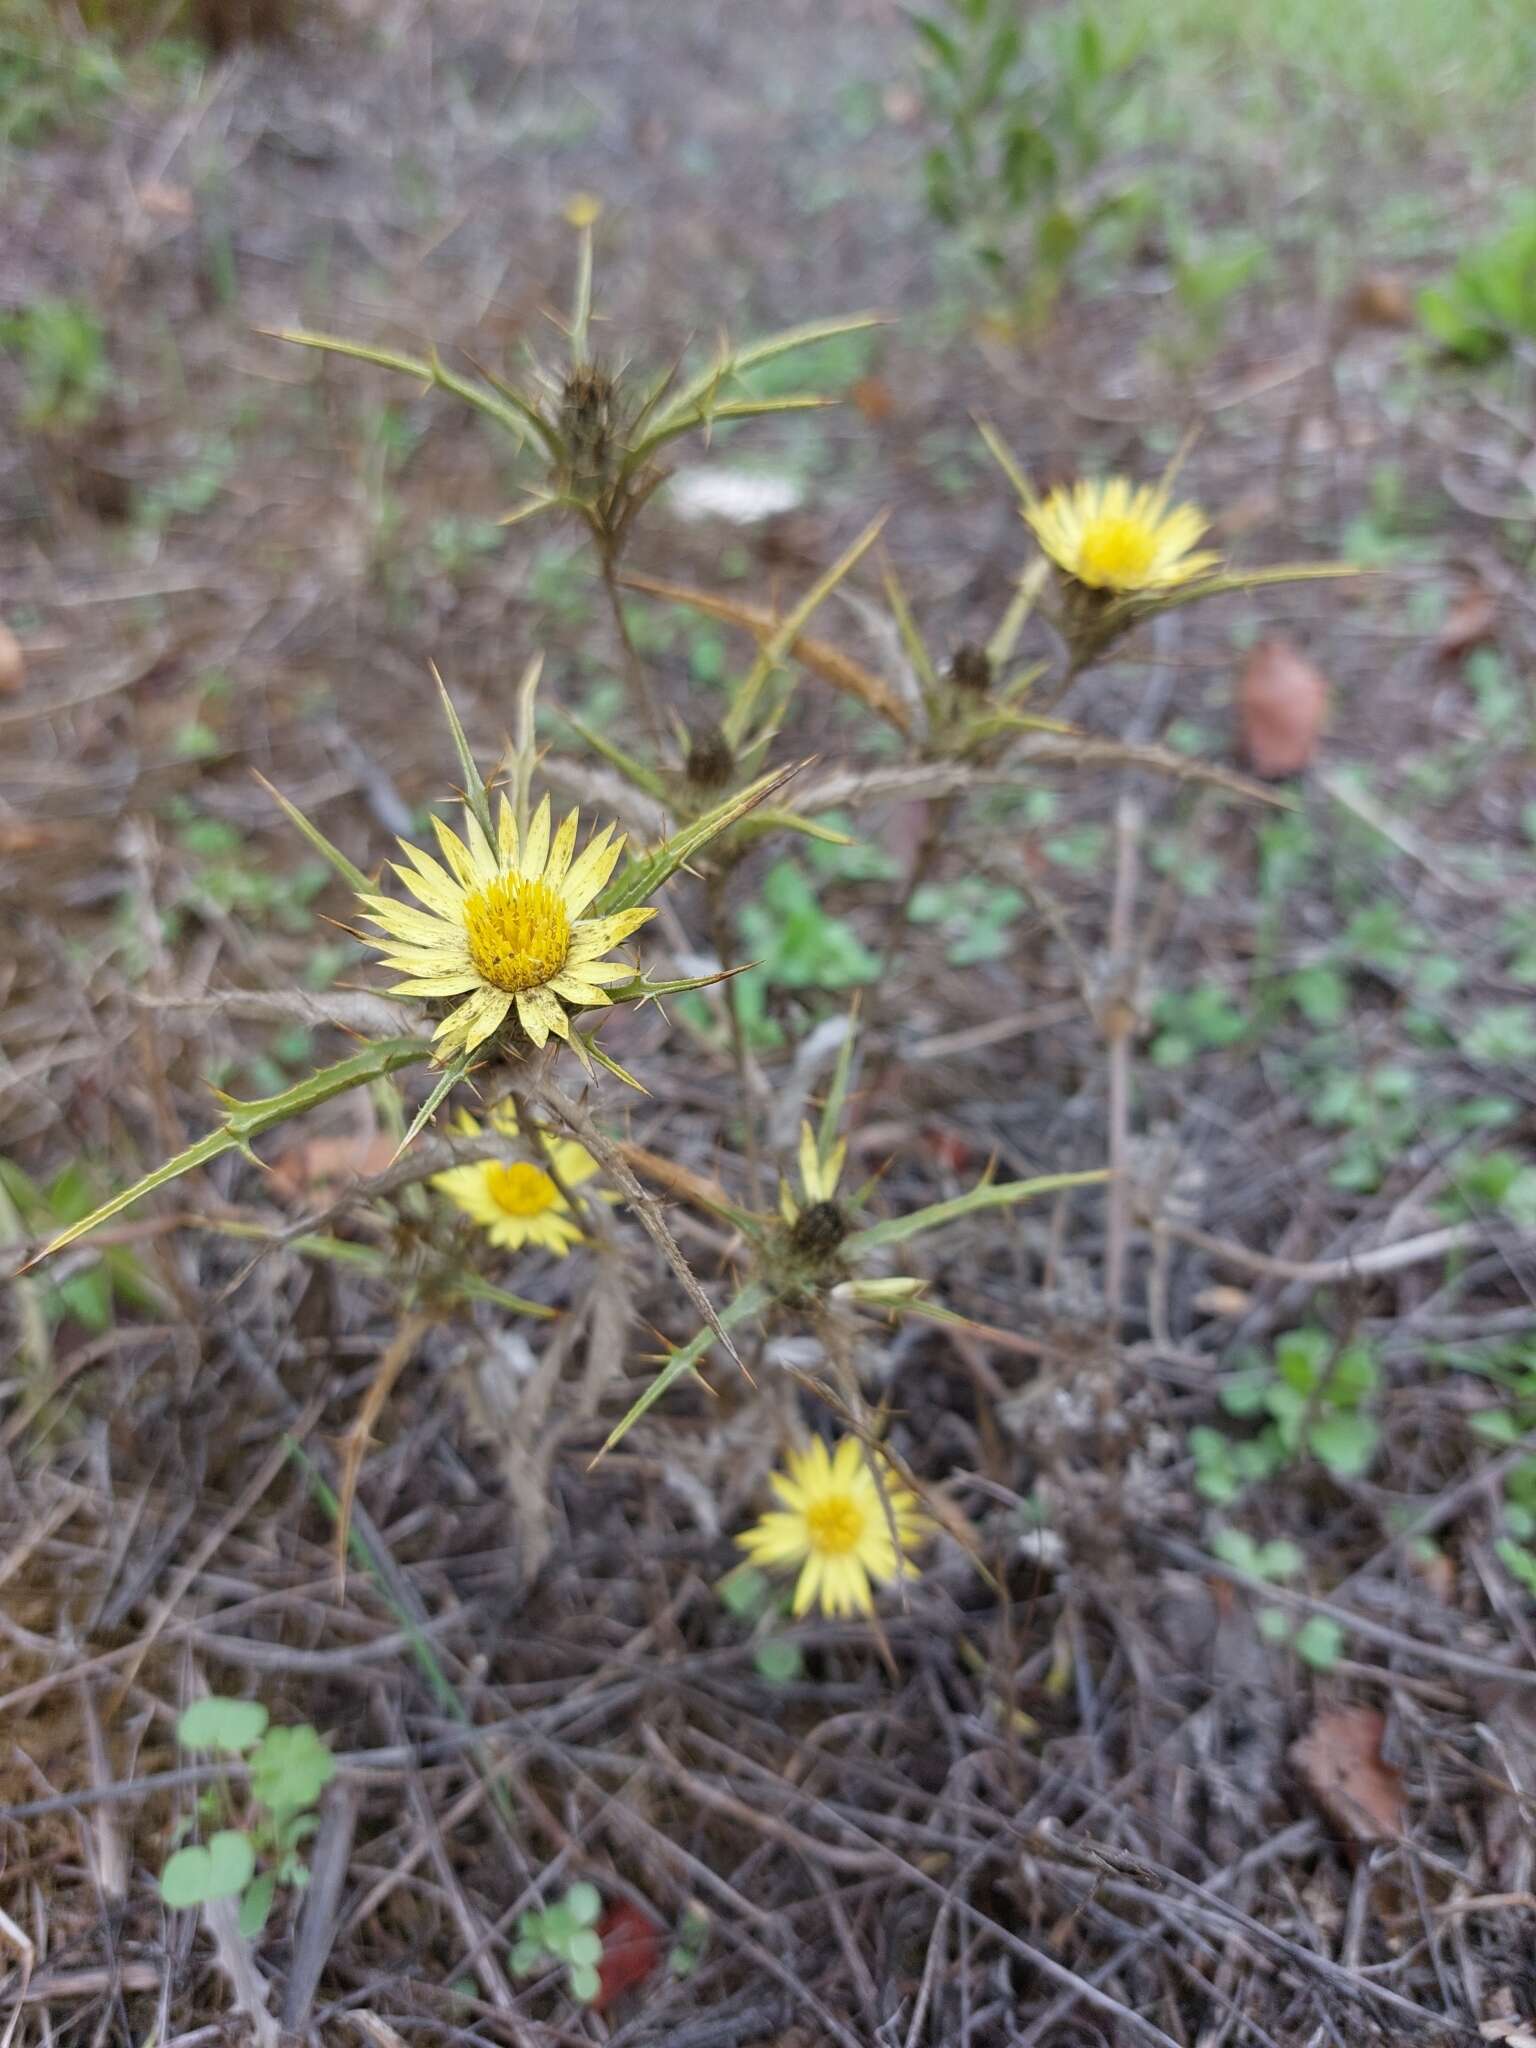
[485,1161,559,1219]
[1074,514,1160,589]
[804,1496,865,1557]
[463,875,571,993]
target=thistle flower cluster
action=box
[33,232,1354,1626]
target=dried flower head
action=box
[947,642,994,693]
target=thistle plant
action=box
[271,216,876,735]
[595,1012,1108,1458]
[21,253,1364,1595]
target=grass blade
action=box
[723,512,889,746]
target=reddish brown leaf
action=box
[1436,584,1497,658]
[1236,637,1328,779]
[1290,1706,1405,1842]
[592,1901,663,2013]
[0,822,58,854]
[268,1133,397,1201]
[850,376,895,424]
[0,620,24,696]
[925,1126,973,1175]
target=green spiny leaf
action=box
[592,1280,770,1463]
[843,1168,1109,1255]
[596,762,802,915]
[390,1052,473,1164]
[431,665,494,845]
[28,1039,432,1265]
[253,772,372,895]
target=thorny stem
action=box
[597,544,667,750]
[1101,793,1143,1331]
[864,790,960,1093]
[707,867,763,1204]
[536,1075,747,1377]
[507,1087,613,1249]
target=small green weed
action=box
[909,876,1026,964]
[1193,1327,1381,1504]
[913,0,1143,321]
[0,1157,156,1338]
[730,856,880,1047]
[0,4,124,146]
[511,1882,605,2005]
[0,298,111,429]
[1148,982,1247,1066]
[719,1564,806,1685]
[1419,197,1536,362]
[161,1697,335,1936]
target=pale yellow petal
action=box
[388,972,482,997]
[568,905,656,955]
[549,974,612,1007]
[515,984,568,1047]
[798,1121,822,1203]
[559,830,626,918]
[435,985,512,1054]
[546,808,580,886]
[792,1553,825,1616]
[548,1139,600,1187]
[558,956,634,987]
[389,859,462,921]
[521,794,551,881]
[496,794,519,868]
[397,838,464,895]
[430,814,479,888]
[462,806,498,881]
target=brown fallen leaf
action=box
[1347,271,1413,328]
[0,821,58,854]
[268,1133,397,1201]
[1437,583,1497,658]
[0,620,24,695]
[1290,1705,1405,1842]
[1193,1284,1254,1319]
[139,180,194,220]
[1237,636,1328,779]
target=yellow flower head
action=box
[736,1436,926,1618]
[358,795,654,1060]
[1023,476,1219,595]
[432,1106,604,1255]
